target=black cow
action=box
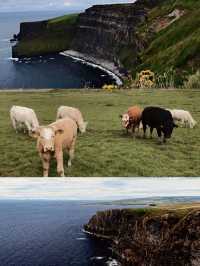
[141,107,178,143]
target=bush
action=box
[184,70,200,89]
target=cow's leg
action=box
[55,150,65,177]
[41,154,50,177]
[12,118,18,133]
[68,137,76,167]
[25,121,31,133]
[156,127,163,143]
[132,125,136,137]
[143,123,147,138]
[150,127,154,138]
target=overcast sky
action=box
[0,0,135,12]
[0,178,199,200]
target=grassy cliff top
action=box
[48,13,79,26]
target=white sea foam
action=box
[1,38,10,42]
[91,256,104,260]
[8,57,19,62]
[106,258,120,266]
[61,50,123,86]
[76,237,87,241]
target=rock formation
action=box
[84,207,200,265]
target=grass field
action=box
[0,89,200,177]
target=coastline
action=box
[60,50,124,86]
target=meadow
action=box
[0,89,200,177]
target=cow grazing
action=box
[120,106,142,135]
[57,106,87,133]
[142,106,178,143]
[10,106,39,134]
[32,117,77,177]
[168,109,197,128]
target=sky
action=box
[0,177,200,200]
[0,0,135,12]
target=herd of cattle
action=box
[10,105,197,177]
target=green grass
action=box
[128,0,200,83]
[1,89,200,177]
[48,13,79,25]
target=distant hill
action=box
[12,0,200,84]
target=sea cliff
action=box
[12,0,200,79]
[84,205,200,265]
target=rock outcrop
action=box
[84,207,200,265]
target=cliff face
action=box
[84,208,200,265]
[12,14,78,58]
[12,0,164,65]
[72,0,165,69]
[12,0,200,80]
[72,4,146,68]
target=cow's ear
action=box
[173,123,178,128]
[30,128,40,139]
[55,129,64,135]
[119,114,122,119]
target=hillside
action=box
[84,204,200,265]
[12,0,200,83]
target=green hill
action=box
[133,0,200,83]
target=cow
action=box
[31,117,77,177]
[141,106,178,143]
[10,106,39,134]
[168,109,197,128]
[56,106,87,133]
[120,106,142,136]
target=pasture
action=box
[0,89,200,177]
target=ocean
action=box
[0,11,115,89]
[0,200,123,266]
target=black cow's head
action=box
[162,120,178,138]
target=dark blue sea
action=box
[0,11,115,89]
[0,200,127,266]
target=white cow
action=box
[168,109,197,128]
[56,106,88,133]
[10,106,39,133]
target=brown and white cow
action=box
[120,106,142,135]
[32,117,77,177]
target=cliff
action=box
[84,205,200,265]
[12,14,78,57]
[12,0,200,81]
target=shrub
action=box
[183,70,200,89]
[155,68,176,88]
[102,84,118,92]
[136,70,155,88]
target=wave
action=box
[8,57,19,62]
[60,51,123,86]
[1,38,10,42]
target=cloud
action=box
[0,177,200,201]
[0,0,135,12]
